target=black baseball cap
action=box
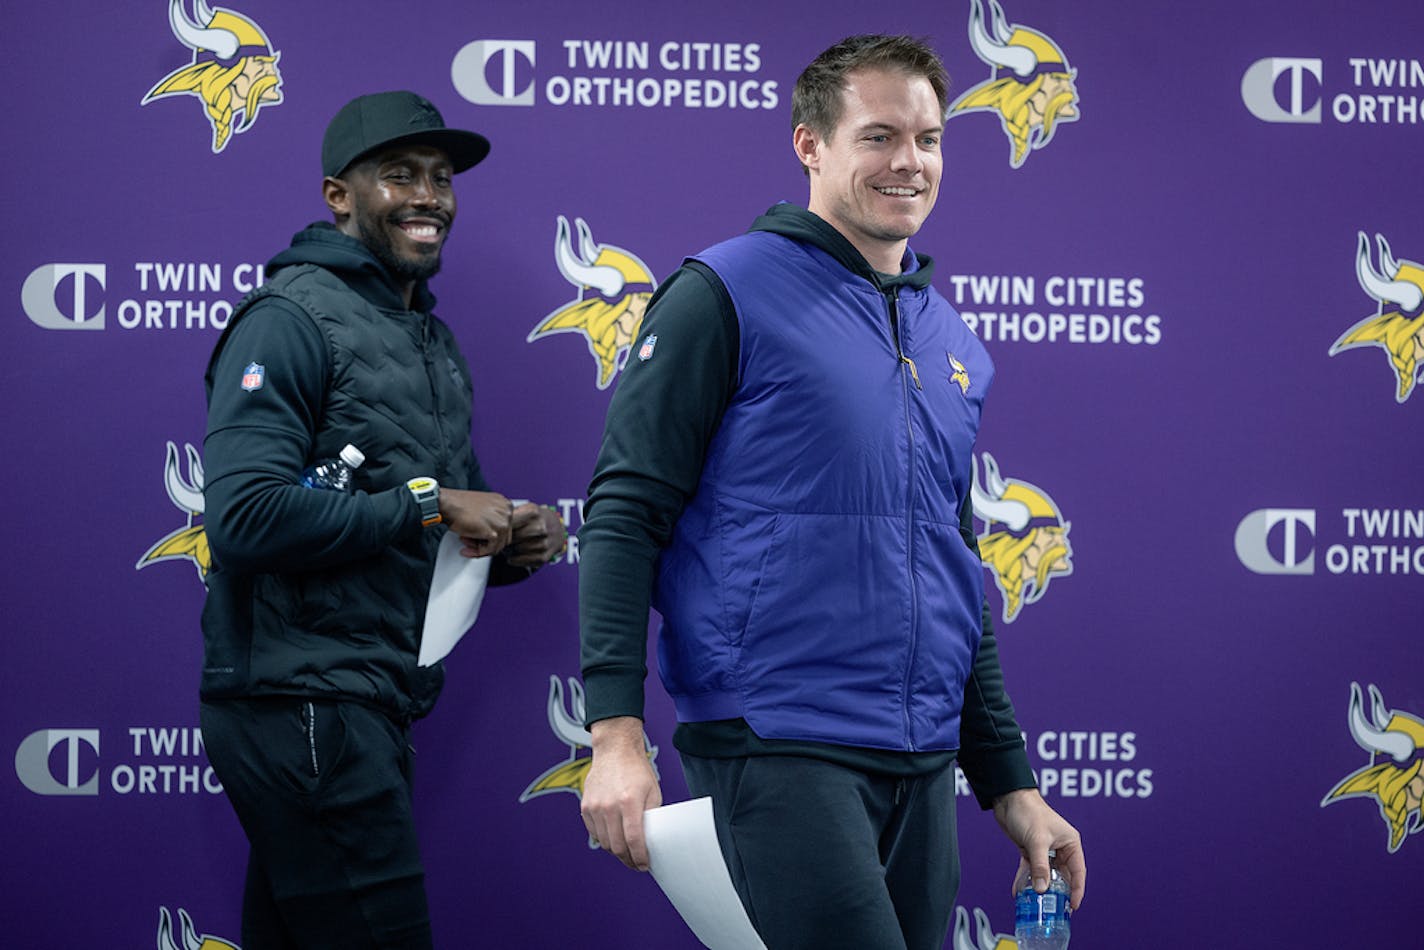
[321,91,490,178]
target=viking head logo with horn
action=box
[142,0,284,153]
[949,0,1079,169]
[528,216,657,389]
[156,907,239,950]
[1322,682,1424,854]
[519,676,658,847]
[971,453,1072,623]
[951,906,1014,950]
[1329,232,1424,403]
[137,441,210,583]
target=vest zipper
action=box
[887,291,921,752]
[420,314,451,475]
[886,292,922,390]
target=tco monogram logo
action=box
[1241,57,1323,124]
[452,40,536,106]
[1235,508,1316,575]
[22,264,106,330]
[15,729,101,796]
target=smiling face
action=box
[325,144,456,301]
[795,67,943,274]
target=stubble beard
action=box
[358,211,444,284]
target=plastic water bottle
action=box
[299,444,365,492]
[1014,850,1071,949]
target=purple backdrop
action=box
[6,0,1422,946]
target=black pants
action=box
[679,752,960,950]
[200,698,433,950]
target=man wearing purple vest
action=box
[577,35,1085,949]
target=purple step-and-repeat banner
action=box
[5,0,1421,946]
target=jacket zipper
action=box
[887,291,921,751]
[420,314,451,477]
[886,293,922,389]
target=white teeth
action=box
[404,225,437,236]
[876,187,918,197]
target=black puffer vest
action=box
[204,261,477,720]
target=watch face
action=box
[408,477,441,526]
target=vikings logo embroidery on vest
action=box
[948,352,971,394]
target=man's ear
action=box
[322,175,351,219]
[792,123,821,174]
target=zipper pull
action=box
[902,355,922,389]
[885,293,922,389]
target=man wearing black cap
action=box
[198,91,566,949]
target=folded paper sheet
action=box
[418,531,490,667]
[643,798,768,950]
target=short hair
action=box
[791,34,950,140]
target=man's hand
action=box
[502,503,568,568]
[992,787,1086,910]
[438,488,513,557]
[581,716,662,871]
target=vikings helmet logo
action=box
[528,217,657,389]
[972,453,1072,623]
[952,906,1015,950]
[1322,682,1424,854]
[519,676,658,847]
[137,441,210,583]
[157,907,239,950]
[949,0,1080,169]
[142,0,284,153]
[1329,232,1424,403]
[948,352,971,394]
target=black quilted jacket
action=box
[199,223,488,721]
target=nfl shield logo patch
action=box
[241,362,265,391]
[638,335,658,361]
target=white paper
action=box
[643,798,768,950]
[417,531,490,666]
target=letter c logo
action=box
[1235,508,1316,574]
[1241,58,1323,124]
[15,729,101,796]
[452,40,536,106]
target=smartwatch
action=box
[406,477,441,527]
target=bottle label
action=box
[1015,886,1070,925]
